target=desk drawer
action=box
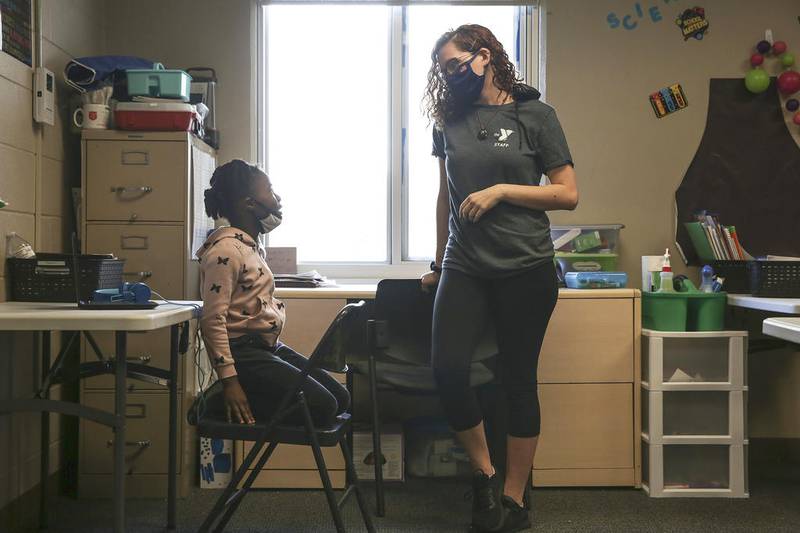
[86,224,184,299]
[80,391,182,475]
[86,140,186,222]
[534,383,633,470]
[82,327,179,391]
[539,298,634,383]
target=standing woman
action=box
[421,25,578,532]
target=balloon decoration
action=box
[744,36,800,126]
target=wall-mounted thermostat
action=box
[33,67,55,125]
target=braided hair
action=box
[204,159,264,221]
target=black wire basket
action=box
[748,261,800,298]
[8,253,124,302]
[712,260,800,297]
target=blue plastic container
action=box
[564,271,628,289]
[126,64,192,101]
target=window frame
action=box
[257,1,540,280]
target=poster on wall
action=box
[0,0,32,66]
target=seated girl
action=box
[197,159,349,427]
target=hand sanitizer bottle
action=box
[658,248,674,293]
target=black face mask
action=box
[445,52,485,106]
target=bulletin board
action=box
[0,0,32,67]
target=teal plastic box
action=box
[565,271,628,289]
[126,64,192,101]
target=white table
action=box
[0,301,201,533]
[763,317,800,344]
[727,294,800,314]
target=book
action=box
[686,214,752,263]
[723,227,739,260]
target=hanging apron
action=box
[675,78,800,264]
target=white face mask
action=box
[259,212,282,233]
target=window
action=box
[259,2,539,277]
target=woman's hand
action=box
[459,184,504,223]
[222,376,255,424]
[421,270,440,292]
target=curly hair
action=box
[204,159,264,221]
[423,24,523,126]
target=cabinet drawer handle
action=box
[120,235,149,250]
[121,150,150,165]
[110,186,153,196]
[111,354,152,364]
[124,270,153,280]
[124,403,147,418]
[106,440,151,448]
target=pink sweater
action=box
[196,227,286,379]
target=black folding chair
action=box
[188,301,375,533]
[354,279,498,516]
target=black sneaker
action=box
[469,469,504,531]
[496,495,531,532]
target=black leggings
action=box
[229,336,350,427]
[432,261,558,438]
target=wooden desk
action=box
[252,285,643,488]
[0,301,200,533]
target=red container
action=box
[115,101,197,131]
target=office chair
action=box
[188,301,375,533]
[352,279,497,517]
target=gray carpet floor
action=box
[38,475,800,532]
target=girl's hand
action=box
[222,377,255,424]
[421,270,440,292]
[459,184,504,223]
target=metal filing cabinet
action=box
[78,130,215,498]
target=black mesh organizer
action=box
[8,253,124,302]
[713,260,800,298]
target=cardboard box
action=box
[200,437,233,488]
[353,426,404,481]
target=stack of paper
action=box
[274,270,336,288]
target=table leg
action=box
[114,331,127,533]
[39,331,51,529]
[167,324,179,530]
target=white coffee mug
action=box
[73,104,110,129]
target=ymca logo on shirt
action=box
[493,128,514,148]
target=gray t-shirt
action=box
[432,97,573,277]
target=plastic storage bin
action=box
[642,390,745,443]
[555,252,618,274]
[126,65,192,101]
[642,291,726,331]
[551,224,624,253]
[642,331,747,390]
[115,101,197,131]
[564,271,628,289]
[642,443,748,497]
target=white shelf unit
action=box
[641,329,749,498]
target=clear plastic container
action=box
[663,444,730,489]
[564,271,628,289]
[551,224,624,254]
[663,391,730,436]
[662,336,732,384]
[642,332,747,389]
